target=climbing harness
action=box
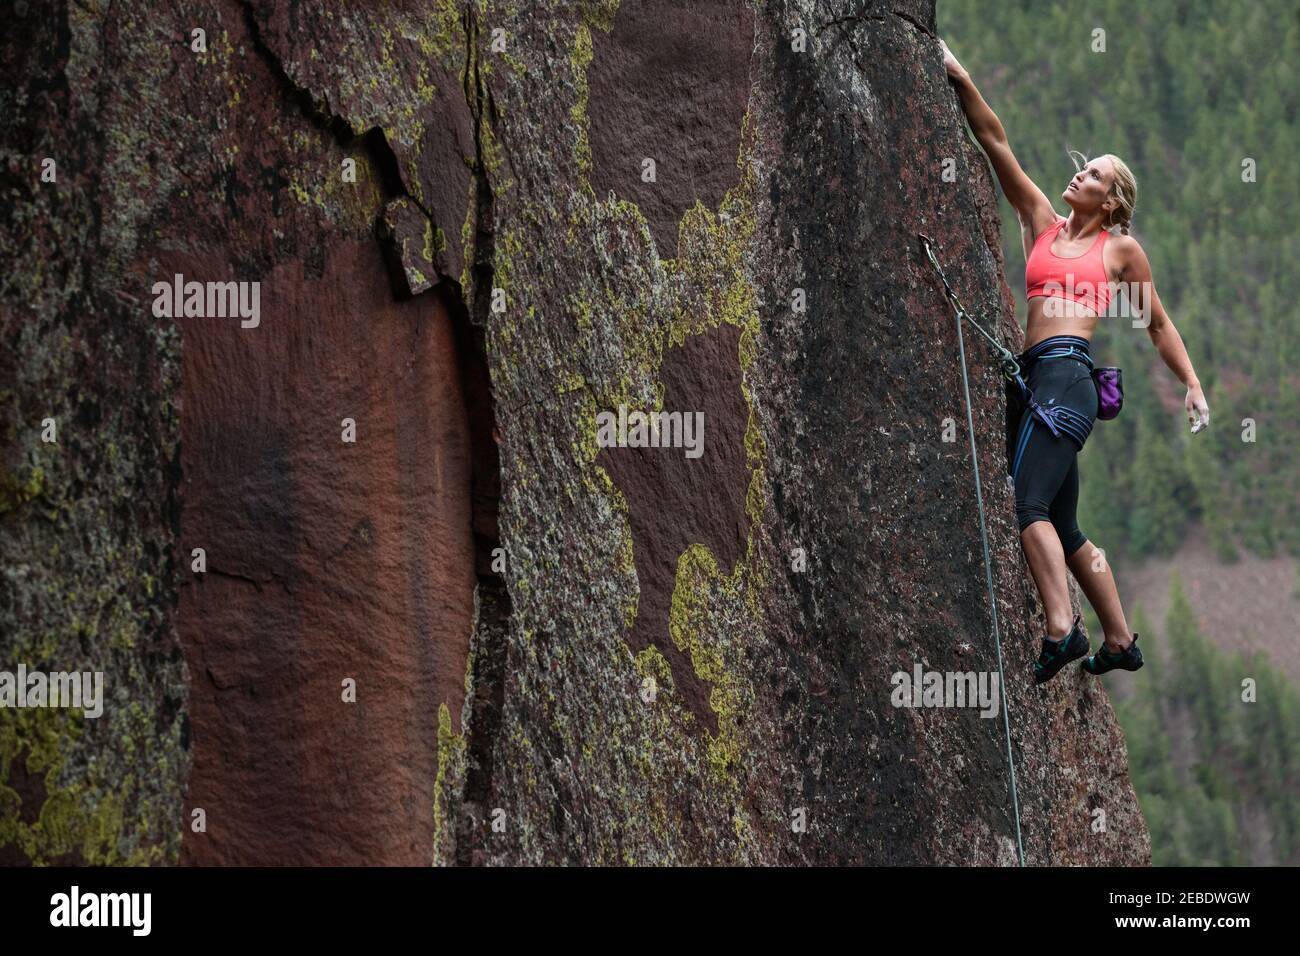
[917,234,1025,868]
[1008,339,1098,477]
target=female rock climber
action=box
[940,39,1211,684]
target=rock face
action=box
[1,0,1149,866]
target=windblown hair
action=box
[1068,149,1137,235]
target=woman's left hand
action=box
[939,39,967,81]
[1186,383,1210,433]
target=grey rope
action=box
[918,234,1025,868]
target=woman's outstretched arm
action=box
[1114,237,1211,432]
[941,40,1057,243]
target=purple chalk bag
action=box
[1092,366,1123,420]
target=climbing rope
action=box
[917,234,1025,868]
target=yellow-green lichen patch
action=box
[493,226,525,298]
[432,701,466,864]
[668,545,753,790]
[423,218,436,264]
[580,0,621,34]
[0,706,162,866]
[633,643,675,695]
[277,125,380,227]
[415,0,464,67]
[479,118,513,195]
[458,180,477,295]
[569,23,595,181]
[1,465,44,513]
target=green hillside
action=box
[1096,574,1300,865]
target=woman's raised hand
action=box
[939,39,967,81]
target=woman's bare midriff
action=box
[1023,295,1100,350]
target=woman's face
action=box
[1063,157,1116,218]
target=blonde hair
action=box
[1067,149,1137,235]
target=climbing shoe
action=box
[1032,614,1089,685]
[1081,632,1144,676]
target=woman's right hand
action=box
[939,39,967,81]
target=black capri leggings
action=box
[1004,335,1099,559]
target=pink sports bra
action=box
[1025,218,1112,315]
